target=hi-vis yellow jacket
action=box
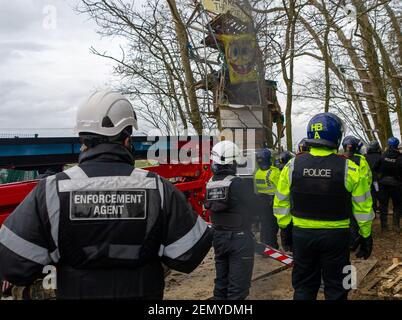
[273,147,374,238]
[254,166,280,196]
[353,153,373,187]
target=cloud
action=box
[0,0,117,133]
[0,41,52,63]
[0,1,39,34]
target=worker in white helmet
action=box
[206,140,257,300]
[0,89,212,299]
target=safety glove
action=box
[280,223,293,252]
[355,235,373,260]
[350,236,361,251]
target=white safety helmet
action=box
[74,89,138,136]
[210,140,245,165]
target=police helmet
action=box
[298,138,310,153]
[342,135,361,154]
[256,148,272,170]
[306,113,344,149]
[388,137,400,149]
[277,151,293,170]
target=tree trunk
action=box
[299,15,375,141]
[321,0,331,112]
[282,0,297,151]
[352,0,393,145]
[310,0,385,143]
[166,0,203,134]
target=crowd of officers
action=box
[207,112,402,300]
[0,90,401,301]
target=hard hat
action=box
[75,89,138,136]
[210,140,244,165]
[306,113,344,149]
[342,135,361,153]
[388,137,400,149]
[366,140,381,154]
[256,148,272,170]
[298,138,310,153]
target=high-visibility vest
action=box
[254,168,276,195]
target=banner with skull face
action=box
[218,33,258,85]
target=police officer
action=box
[206,140,256,300]
[342,136,373,248]
[377,137,402,233]
[254,148,280,248]
[342,136,372,186]
[297,138,310,154]
[365,141,382,214]
[276,151,293,170]
[0,90,212,299]
[274,113,374,300]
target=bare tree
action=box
[79,0,211,134]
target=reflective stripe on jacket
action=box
[273,147,373,238]
[0,143,212,298]
[254,166,280,195]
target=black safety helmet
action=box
[298,138,310,153]
[277,151,293,170]
[211,163,237,175]
[342,135,361,154]
[366,140,381,154]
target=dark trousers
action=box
[349,215,360,248]
[260,195,279,248]
[292,227,350,300]
[213,230,255,300]
[379,184,402,227]
[371,185,379,213]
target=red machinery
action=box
[0,181,38,226]
[0,137,293,268]
[0,136,214,225]
[147,163,212,221]
[0,163,212,226]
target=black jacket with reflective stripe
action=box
[206,174,257,231]
[0,143,212,299]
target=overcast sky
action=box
[0,0,309,145]
[0,0,118,136]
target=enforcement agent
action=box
[205,140,256,300]
[253,148,280,248]
[0,89,212,299]
[274,112,374,300]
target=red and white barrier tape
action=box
[263,246,293,266]
[2,280,12,293]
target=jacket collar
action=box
[78,143,135,165]
[310,146,337,156]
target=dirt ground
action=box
[164,217,401,300]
